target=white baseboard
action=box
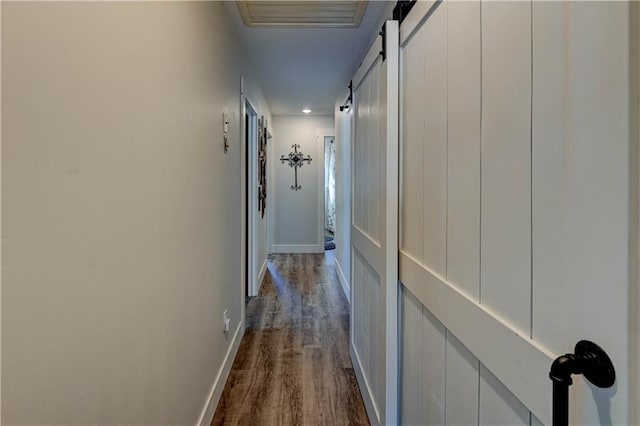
[271,244,323,254]
[258,258,267,287]
[335,259,350,303]
[196,320,245,426]
[351,344,380,426]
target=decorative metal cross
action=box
[280,144,312,191]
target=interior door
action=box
[350,20,399,426]
[398,1,634,425]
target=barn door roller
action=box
[379,22,387,61]
[392,0,417,24]
[339,80,353,112]
[549,340,616,426]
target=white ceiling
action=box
[223,1,394,116]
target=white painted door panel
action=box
[480,0,532,335]
[398,1,635,425]
[421,308,446,426]
[350,20,399,426]
[445,332,480,426]
[422,3,448,278]
[400,287,423,426]
[400,25,425,263]
[531,2,631,423]
[479,365,530,426]
[446,0,481,301]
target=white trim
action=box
[351,345,380,425]
[631,4,640,424]
[399,251,554,425]
[399,0,440,47]
[196,320,245,426]
[271,244,324,254]
[382,20,399,425]
[257,257,268,288]
[239,77,247,327]
[0,2,3,418]
[335,259,350,303]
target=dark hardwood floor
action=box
[212,253,370,426]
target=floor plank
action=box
[212,253,369,426]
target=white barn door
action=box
[399,1,635,425]
[350,20,399,426]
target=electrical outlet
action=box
[223,309,230,333]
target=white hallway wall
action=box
[271,115,334,253]
[2,2,270,424]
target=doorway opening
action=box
[324,136,336,251]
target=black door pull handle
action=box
[549,340,616,426]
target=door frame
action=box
[316,128,335,252]
[240,81,260,317]
[323,135,336,246]
[632,3,640,422]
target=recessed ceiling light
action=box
[302,109,312,114]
